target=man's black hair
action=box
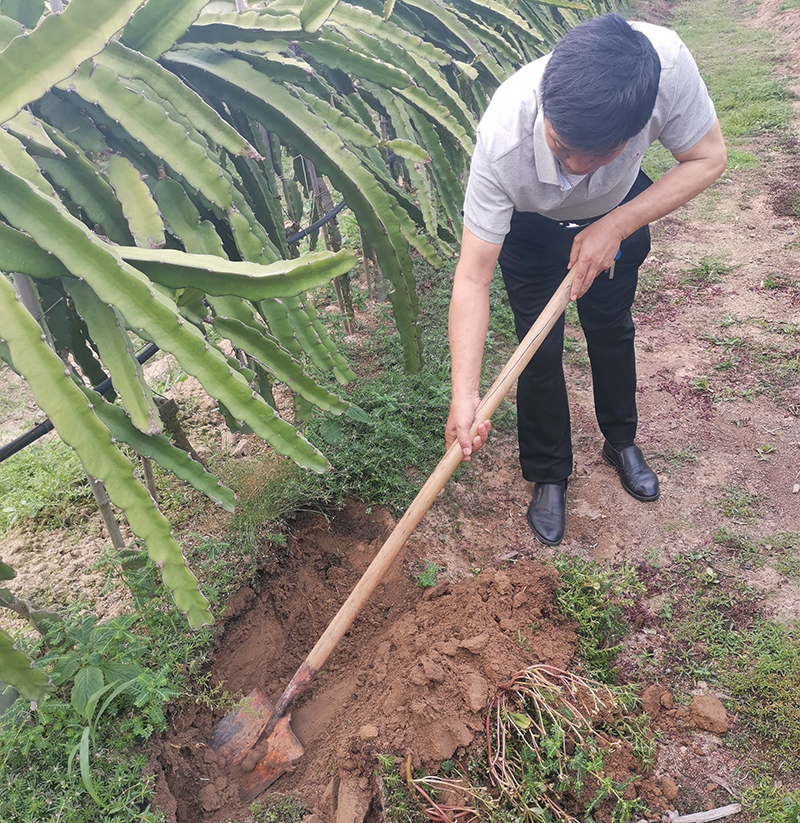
[541,14,661,155]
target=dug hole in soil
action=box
[153,500,622,823]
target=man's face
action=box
[544,119,627,176]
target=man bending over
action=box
[446,13,726,545]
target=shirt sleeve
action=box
[657,38,718,155]
[462,131,516,246]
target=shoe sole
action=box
[602,453,660,502]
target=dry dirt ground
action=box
[1,0,799,821]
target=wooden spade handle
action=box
[241,267,576,771]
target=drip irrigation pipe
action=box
[0,343,159,465]
[286,199,346,246]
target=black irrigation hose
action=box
[286,199,346,246]
[0,198,350,464]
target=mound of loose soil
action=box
[153,500,592,823]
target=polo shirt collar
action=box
[533,108,561,187]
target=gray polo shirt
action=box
[463,22,718,244]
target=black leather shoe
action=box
[526,481,567,546]
[602,441,660,501]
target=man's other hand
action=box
[568,218,625,299]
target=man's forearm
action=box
[447,229,502,455]
[449,271,491,403]
[609,120,728,241]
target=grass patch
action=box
[298,259,517,513]
[250,795,308,822]
[725,147,761,170]
[642,559,800,782]
[721,621,800,759]
[0,549,222,823]
[641,143,675,181]
[650,447,698,473]
[0,438,93,534]
[671,0,794,140]
[554,556,641,682]
[632,265,668,315]
[718,486,760,521]
[680,255,737,287]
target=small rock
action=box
[640,684,664,718]
[491,571,512,595]
[690,693,729,734]
[230,438,251,456]
[512,590,528,609]
[661,776,679,801]
[422,582,451,601]
[427,718,473,761]
[336,775,372,823]
[460,633,489,653]
[421,657,446,683]
[358,724,379,741]
[437,639,460,657]
[792,483,799,494]
[463,671,489,713]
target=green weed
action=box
[484,667,651,823]
[650,447,698,473]
[703,332,745,351]
[749,774,800,821]
[632,265,668,315]
[0,543,222,823]
[413,559,442,588]
[689,375,713,395]
[762,272,793,290]
[755,443,776,460]
[250,794,308,823]
[299,259,517,513]
[563,333,590,371]
[554,556,641,682]
[214,451,311,560]
[718,313,742,328]
[377,753,428,823]
[718,487,760,521]
[681,256,736,286]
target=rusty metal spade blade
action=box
[207,269,576,804]
[208,687,304,802]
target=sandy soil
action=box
[1,0,799,821]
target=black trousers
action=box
[498,171,652,483]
